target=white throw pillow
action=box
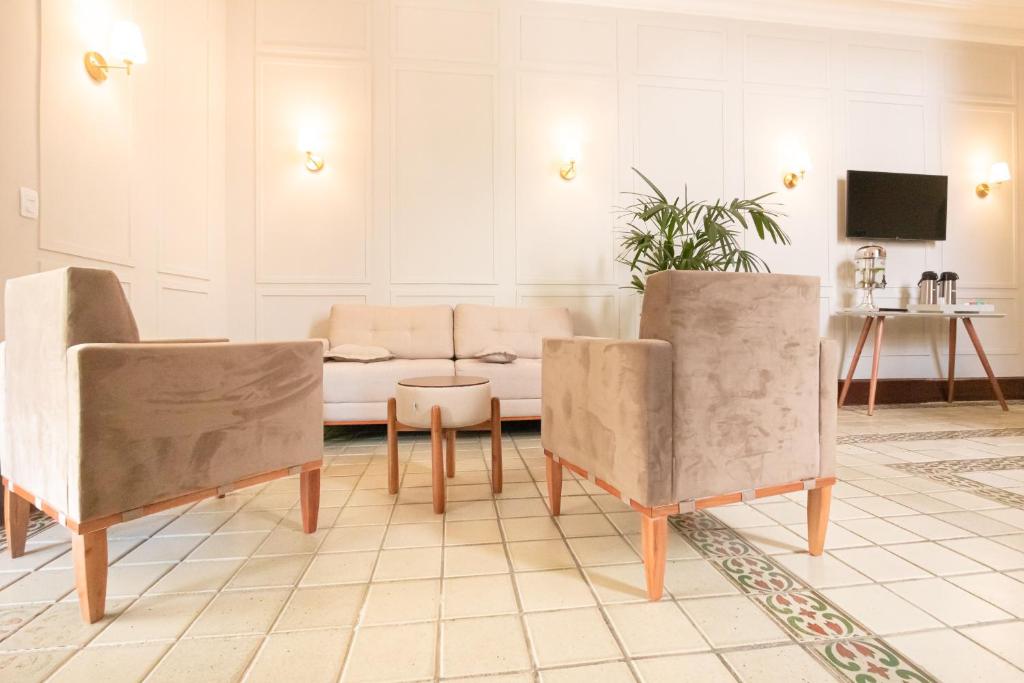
[325,344,394,363]
[474,346,518,364]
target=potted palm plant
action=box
[618,168,790,292]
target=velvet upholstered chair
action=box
[1,267,323,623]
[542,270,838,600]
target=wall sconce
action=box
[84,20,148,82]
[782,169,805,189]
[781,146,812,189]
[976,162,1011,198]
[305,151,325,173]
[559,159,577,181]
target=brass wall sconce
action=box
[976,162,1011,198]
[559,159,577,181]
[783,169,806,189]
[83,20,148,83]
[305,151,325,173]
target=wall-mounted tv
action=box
[845,170,948,241]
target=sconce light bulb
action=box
[559,159,577,181]
[305,151,325,173]
[783,170,804,189]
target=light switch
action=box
[19,187,39,219]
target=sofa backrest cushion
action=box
[329,305,454,359]
[454,304,573,359]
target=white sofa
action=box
[319,304,573,424]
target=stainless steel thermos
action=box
[938,271,958,305]
[917,271,937,305]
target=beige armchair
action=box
[2,267,323,623]
[542,270,838,600]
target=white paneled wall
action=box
[226,0,1024,379]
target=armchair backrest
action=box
[639,270,822,500]
[2,267,138,508]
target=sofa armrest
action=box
[66,341,323,521]
[541,336,674,507]
[819,338,839,478]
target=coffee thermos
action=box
[917,271,937,305]
[938,271,958,305]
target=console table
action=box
[837,309,1007,415]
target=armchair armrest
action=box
[139,338,230,344]
[819,338,839,478]
[66,341,323,521]
[541,337,674,507]
[312,338,330,355]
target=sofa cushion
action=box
[329,305,454,360]
[325,344,393,362]
[454,305,572,359]
[323,358,456,404]
[455,358,540,400]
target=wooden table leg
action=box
[867,316,885,416]
[387,398,399,494]
[431,406,445,513]
[963,318,1009,411]
[947,318,957,403]
[839,316,874,407]
[445,429,456,478]
[72,530,108,624]
[491,398,502,494]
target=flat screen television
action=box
[845,170,948,240]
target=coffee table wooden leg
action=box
[839,316,873,407]
[491,398,502,493]
[947,318,957,403]
[963,318,1009,411]
[867,316,885,417]
[445,429,456,478]
[387,398,399,494]
[431,406,445,513]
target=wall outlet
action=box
[19,187,38,219]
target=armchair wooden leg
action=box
[807,485,832,556]
[640,513,668,601]
[4,486,30,559]
[72,530,108,624]
[446,429,456,478]
[431,406,445,514]
[491,398,502,493]
[545,451,563,516]
[300,468,321,533]
[387,398,399,494]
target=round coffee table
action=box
[386,376,503,513]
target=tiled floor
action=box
[3,403,1024,681]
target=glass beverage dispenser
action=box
[854,245,887,309]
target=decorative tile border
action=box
[839,427,1024,445]
[889,455,1024,509]
[670,512,937,683]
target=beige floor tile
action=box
[320,526,387,553]
[940,537,1024,571]
[539,661,634,683]
[0,649,74,683]
[888,629,1022,683]
[502,517,562,542]
[373,547,442,581]
[0,568,75,605]
[218,510,286,533]
[680,596,788,648]
[0,604,46,640]
[829,546,932,582]
[724,644,836,682]
[738,526,813,555]
[568,536,639,567]
[497,499,550,518]
[516,569,597,611]
[583,564,653,604]
[624,532,701,560]
[146,559,244,594]
[444,501,498,521]
[186,587,290,636]
[885,541,990,576]
[0,542,70,573]
[188,531,269,560]
[443,575,519,618]
[526,607,621,668]
[383,522,444,549]
[247,628,352,683]
[342,621,436,682]
[94,593,213,644]
[713,504,777,529]
[147,635,262,682]
[837,517,925,544]
[117,536,205,565]
[773,553,870,588]
[886,577,1011,626]
[633,653,735,683]
[960,621,1024,669]
[887,514,974,540]
[556,514,618,538]
[255,527,327,556]
[606,601,708,656]
[442,614,531,677]
[363,579,440,625]
[228,554,310,589]
[156,512,233,536]
[820,584,941,634]
[950,571,1024,618]
[335,505,393,527]
[0,600,129,652]
[302,551,377,586]
[445,520,503,545]
[275,584,365,630]
[48,643,169,683]
[508,540,576,571]
[444,544,509,577]
[99,562,174,598]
